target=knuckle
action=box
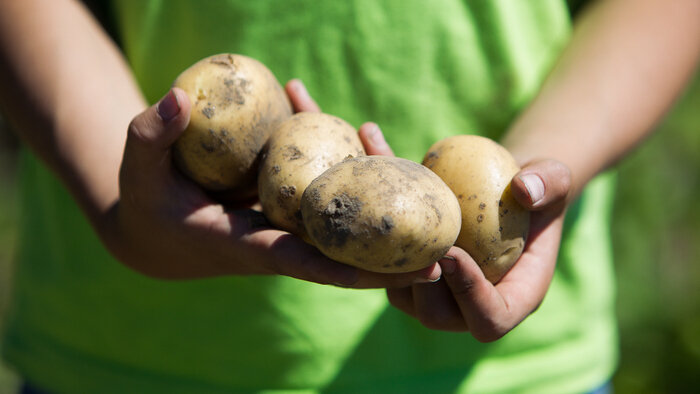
[127,115,159,146]
[471,310,519,342]
[127,117,148,142]
[546,160,572,200]
[556,165,572,194]
[472,332,500,343]
[449,278,477,298]
[472,323,510,343]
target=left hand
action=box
[387,158,572,341]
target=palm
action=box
[386,159,571,341]
[112,80,442,288]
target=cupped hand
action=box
[100,80,440,288]
[386,158,572,341]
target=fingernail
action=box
[369,123,387,147]
[414,276,441,284]
[157,89,180,122]
[519,174,545,206]
[411,263,442,284]
[439,256,457,276]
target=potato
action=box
[258,112,365,238]
[300,156,461,273]
[172,54,292,197]
[422,135,530,284]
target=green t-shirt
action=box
[2,1,618,393]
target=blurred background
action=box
[0,0,699,382]
[610,73,700,393]
[0,100,19,392]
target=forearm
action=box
[0,0,146,225]
[502,0,700,200]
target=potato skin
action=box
[172,54,292,197]
[422,135,530,284]
[301,156,461,273]
[258,112,365,238]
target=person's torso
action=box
[3,1,618,393]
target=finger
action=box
[285,79,321,113]
[239,219,443,288]
[510,159,571,210]
[352,262,442,289]
[412,280,469,331]
[438,247,516,342]
[207,186,259,206]
[122,88,191,176]
[386,287,415,317]
[358,122,395,157]
[494,213,563,314]
[241,229,360,286]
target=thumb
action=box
[510,159,571,211]
[123,88,191,175]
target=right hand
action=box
[100,84,441,287]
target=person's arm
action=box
[0,0,143,222]
[0,0,440,287]
[503,0,700,197]
[387,0,700,340]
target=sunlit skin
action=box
[1,0,699,342]
[386,0,700,339]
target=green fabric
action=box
[2,1,618,393]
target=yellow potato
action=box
[301,156,461,273]
[422,135,530,283]
[258,112,365,238]
[172,54,292,197]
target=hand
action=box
[99,80,440,287]
[386,159,572,341]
